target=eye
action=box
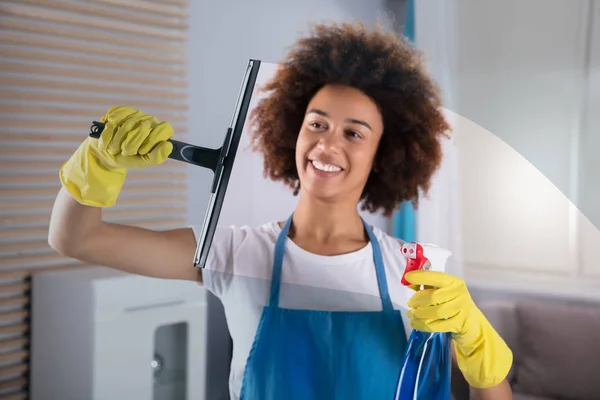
[345,130,362,139]
[308,121,326,130]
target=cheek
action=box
[295,130,312,155]
[295,132,310,168]
[350,147,377,173]
[295,132,306,149]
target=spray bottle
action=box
[400,242,452,286]
[395,242,453,400]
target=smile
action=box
[310,160,343,173]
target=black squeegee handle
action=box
[89,121,221,172]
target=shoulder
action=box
[369,225,408,274]
[190,221,280,272]
[190,220,280,242]
[190,221,280,298]
[370,225,406,255]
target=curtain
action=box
[392,0,417,244]
[413,0,463,277]
[392,0,463,277]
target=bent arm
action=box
[49,187,201,282]
[470,381,512,400]
[451,347,513,400]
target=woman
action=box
[50,22,513,399]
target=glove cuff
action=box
[60,141,127,207]
[453,308,513,388]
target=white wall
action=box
[420,0,600,301]
[456,0,590,198]
[580,0,600,259]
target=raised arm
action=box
[48,106,201,282]
[49,187,199,281]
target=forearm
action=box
[471,380,512,400]
[48,186,102,255]
[451,345,513,400]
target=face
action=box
[295,84,384,205]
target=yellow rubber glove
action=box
[60,106,173,207]
[404,270,513,389]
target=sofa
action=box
[450,296,600,400]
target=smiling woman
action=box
[49,20,513,400]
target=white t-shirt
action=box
[192,221,420,400]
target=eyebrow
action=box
[306,108,373,131]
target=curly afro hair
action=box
[248,21,450,217]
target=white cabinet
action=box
[30,267,218,400]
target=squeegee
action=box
[88,59,262,268]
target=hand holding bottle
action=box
[405,270,513,388]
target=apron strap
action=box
[269,215,394,312]
[269,215,293,307]
[362,220,394,312]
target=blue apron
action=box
[239,215,408,400]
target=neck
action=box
[287,191,368,255]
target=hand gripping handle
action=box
[88,121,221,171]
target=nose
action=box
[316,129,342,154]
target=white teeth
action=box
[312,160,341,172]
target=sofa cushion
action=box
[513,300,600,399]
[512,394,554,400]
